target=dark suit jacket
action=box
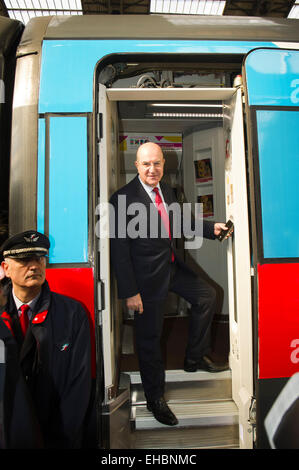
[110,175,215,301]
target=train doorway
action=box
[96,84,253,449]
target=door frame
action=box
[96,85,254,448]
[224,88,254,448]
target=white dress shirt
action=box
[13,290,41,321]
[138,176,168,210]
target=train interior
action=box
[96,55,253,449]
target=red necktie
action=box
[20,304,30,337]
[153,187,174,262]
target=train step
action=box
[132,425,239,450]
[128,368,232,385]
[129,370,233,405]
[125,369,239,449]
[132,423,239,449]
[132,399,238,430]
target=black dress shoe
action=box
[147,397,178,426]
[184,355,229,373]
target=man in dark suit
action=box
[110,142,229,426]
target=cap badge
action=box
[24,234,39,243]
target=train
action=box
[1,13,299,450]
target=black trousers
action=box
[134,262,217,402]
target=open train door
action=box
[97,84,131,448]
[223,87,254,448]
[243,48,299,448]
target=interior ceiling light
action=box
[150,103,223,108]
[153,112,223,118]
[150,0,226,15]
[5,0,83,24]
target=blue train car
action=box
[4,14,299,449]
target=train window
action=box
[40,115,90,264]
[256,109,299,259]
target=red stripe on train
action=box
[46,267,96,378]
[258,263,299,379]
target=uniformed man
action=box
[0,231,91,448]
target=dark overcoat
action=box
[0,281,91,448]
